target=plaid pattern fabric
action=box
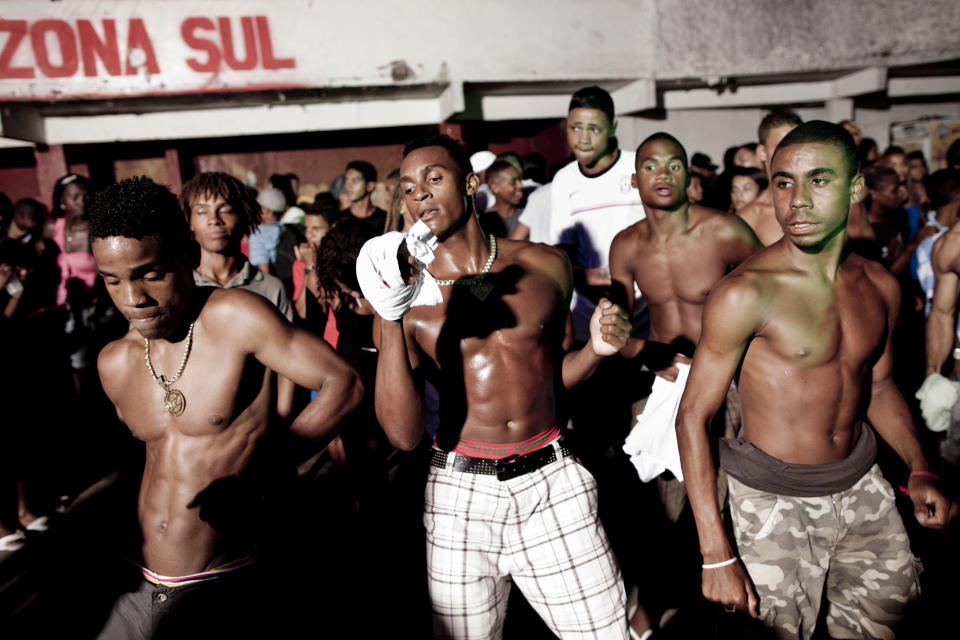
[424,447,627,640]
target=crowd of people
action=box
[1,85,960,639]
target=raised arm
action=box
[676,274,764,616]
[229,290,362,446]
[867,266,956,529]
[375,315,426,451]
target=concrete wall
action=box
[657,0,960,78]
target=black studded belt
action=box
[430,442,574,481]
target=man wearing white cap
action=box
[252,187,287,273]
[470,150,498,215]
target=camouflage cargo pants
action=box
[728,464,918,640]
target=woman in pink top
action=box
[50,174,96,306]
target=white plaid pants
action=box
[424,447,628,639]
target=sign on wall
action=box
[0,0,437,100]
[0,0,656,103]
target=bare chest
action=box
[411,267,562,367]
[633,236,730,306]
[760,278,887,370]
[116,343,269,442]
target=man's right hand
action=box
[702,560,759,618]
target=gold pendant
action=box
[164,388,186,416]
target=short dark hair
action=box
[773,120,859,179]
[729,166,769,192]
[402,134,473,182]
[947,138,960,169]
[179,172,261,238]
[51,173,92,219]
[863,164,899,191]
[858,138,879,168]
[315,216,378,294]
[926,169,960,210]
[906,150,926,164]
[569,86,614,123]
[758,109,803,147]
[90,176,196,267]
[346,160,377,184]
[636,132,688,168]
[722,145,740,171]
[268,173,297,207]
[14,198,47,228]
[881,145,905,160]
[485,160,519,185]
[305,193,341,226]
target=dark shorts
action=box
[96,566,261,640]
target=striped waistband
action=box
[439,425,561,460]
[142,556,255,588]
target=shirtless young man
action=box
[737,109,802,246]
[609,133,760,639]
[369,135,632,639]
[677,121,955,640]
[90,177,362,639]
[919,168,960,458]
[610,133,761,374]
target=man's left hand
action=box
[909,475,959,529]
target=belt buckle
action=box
[495,453,528,481]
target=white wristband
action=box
[702,557,737,570]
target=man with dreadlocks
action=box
[181,172,297,418]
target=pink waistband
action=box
[141,556,254,588]
[439,425,561,460]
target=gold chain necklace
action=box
[431,235,497,286]
[144,321,195,416]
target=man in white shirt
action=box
[548,86,646,341]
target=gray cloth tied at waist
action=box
[718,423,877,497]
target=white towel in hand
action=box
[623,362,690,482]
[916,372,959,433]
[406,219,438,265]
[356,231,442,321]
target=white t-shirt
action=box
[517,183,552,244]
[549,149,645,340]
